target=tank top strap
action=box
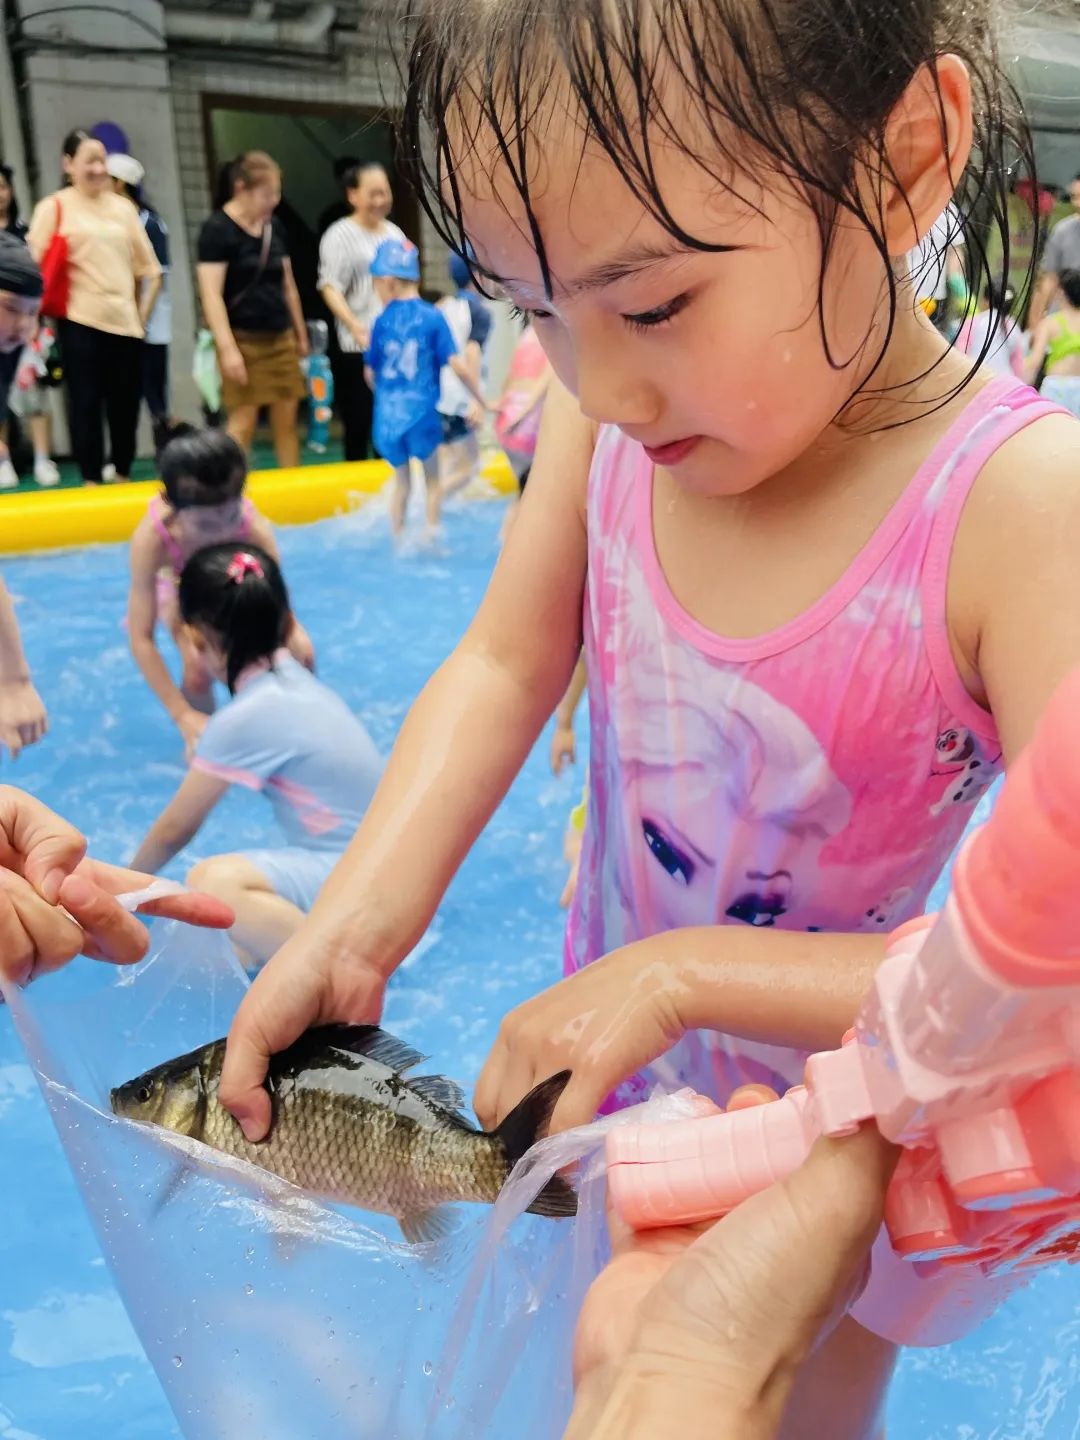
[149,495,185,573]
[921,379,1067,739]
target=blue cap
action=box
[371,237,421,282]
[448,249,473,291]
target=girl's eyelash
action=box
[509,302,551,323]
[622,293,691,334]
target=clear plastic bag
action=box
[4,922,689,1439]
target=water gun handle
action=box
[606,1087,819,1229]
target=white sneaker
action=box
[0,457,18,489]
[102,463,117,482]
[33,456,60,487]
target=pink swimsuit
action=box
[566,376,1063,1106]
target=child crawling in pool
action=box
[130,543,382,965]
[127,425,315,755]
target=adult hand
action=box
[465,400,486,429]
[567,1091,898,1440]
[0,786,233,988]
[219,343,248,388]
[348,318,370,351]
[295,330,310,360]
[0,678,48,758]
[219,920,390,1141]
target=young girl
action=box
[127,425,314,753]
[222,2,1080,1432]
[494,322,552,540]
[956,281,1025,380]
[1025,268,1080,418]
[130,544,382,966]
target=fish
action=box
[110,1024,577,1244]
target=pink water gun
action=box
[607,668,1080,1346]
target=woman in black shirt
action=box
[196,151,308,467]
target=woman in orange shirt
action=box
[28,130,160,485]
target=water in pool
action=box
[1,502,1077,1438]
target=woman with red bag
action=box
[27,130,160,485]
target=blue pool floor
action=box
[1,500,1078,1438]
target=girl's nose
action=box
[573,336,662,431]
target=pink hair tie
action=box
[226,551,264,584]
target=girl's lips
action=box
[643,436,702,466]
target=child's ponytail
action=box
[178,543,291,693]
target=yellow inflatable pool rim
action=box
[0,453,517,555]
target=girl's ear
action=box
[878,55,974,259]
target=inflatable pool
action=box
[0,452,516,555]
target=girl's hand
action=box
[550,721,576,774]
[474,941,691,1133]
[0,786,233,987]
[219,921,390,1141]
[0,678,48,758]
[219,343,248,387]
[177,709,208,759]
[567,1092,897,1440]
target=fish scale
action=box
[111,1024,577,1242]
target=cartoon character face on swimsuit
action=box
[929,726,998,818]
[610,645,852,934]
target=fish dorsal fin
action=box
[408,1073,470,1120]
[301,1024,428,1075]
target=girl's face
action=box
[460,127,908,499]
[174,498,245,541]
[183,624,227,684]
[0,292,39,354]
[64,139,109,194]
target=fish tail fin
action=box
[494,1070,578,1218]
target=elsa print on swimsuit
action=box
[582,536,853,947]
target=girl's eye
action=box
[622,292,691,334]
[642,819,695,886]
[509,302,553,324]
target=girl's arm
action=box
[220,376,596,1138]
[0,577,47,758]
[130,769,229,874]
[448,351,488,409]
[282,259,308,356]
[551,651,587,774]
[127,525,203,748]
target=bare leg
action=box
[777,1320,895,1440]
[438,432,480,499]
[423,451,443,534]
[186,855,306,967]
[269,399,299,469]
[227,404,258,457]
[389,462,412,536]
[28,413,50,457]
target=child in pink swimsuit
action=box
[228,3,1080,1432]
[127,425,314,753]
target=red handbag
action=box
[39,197,70,319]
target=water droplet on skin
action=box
[172,1355,183,1368]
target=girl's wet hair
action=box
[399,0,1037,410]
[178,543,291,693]
[157,423,247,510]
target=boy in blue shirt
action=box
[365,238,486,539]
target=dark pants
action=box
[332,351,375,462]
[60,319,143,482]
[142,342,169,422]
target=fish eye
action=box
[137,1084,153,1103]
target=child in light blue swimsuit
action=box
[130,542,382,965]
